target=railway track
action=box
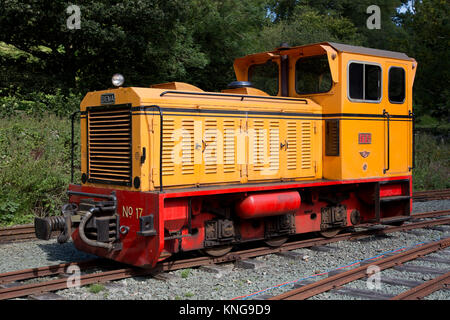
[269,237,450,300]
[412,189,450,202]
[0,209,449,300]
[0,189,449,245]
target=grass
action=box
[88,283,105,294]
[180,269,191,279]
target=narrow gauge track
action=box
[269,237,450,300]
[412,189,450,202]
[0,189,449,244]
[0,209,449,300]
[0,224,40,243]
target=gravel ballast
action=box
[0,199,449,300]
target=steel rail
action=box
[0,259,102,285]
[0,266,150,300]
[390,271,450,300]
[269,237,450,300]
[412,189,450,202]
[411,209,450,220]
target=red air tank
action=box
[235,191,301,219]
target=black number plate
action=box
[101,93,115,105]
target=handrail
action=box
[383,109,390,174]
[409,110,415,171]
[70,111,80,183]
[159,90,308,104]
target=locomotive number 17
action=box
[122,206,143,219]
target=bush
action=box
[413,133,450,191]
[0,90,82,118]
[0,114,80,226]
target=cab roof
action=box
[325,42,412,61]
[246,41,412,61]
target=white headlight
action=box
[112,73,124,87]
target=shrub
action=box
[413,133,450,191]
[0,90,82,118]
[0,114,80,226]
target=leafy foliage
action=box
[413,133,450,191]
[397,0,450,121]
[0,115,80,226]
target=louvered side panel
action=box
[253,120,265,171]
[286,121,297,170]
[181,119,195,175]
[269,121,280,171]
[300,121,312,169]
[223,120,236,173]
[162,119,175,176]
[204,119,218,174]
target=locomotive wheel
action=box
[319,228,340,238]
[202,245,233,257]
[264,236,288,248]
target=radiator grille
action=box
[87,105,132,186]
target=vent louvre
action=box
[287,121,297,170]
[269,121,280,170]
[182,119,195,175]
[162,119,175,176]
[87,105,132,186]
[253,120,265,171]
[223,120,236,173]
[204,119,218,174]
[300,121,312,169]
[325,119,339,156]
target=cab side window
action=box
[248,60,279,96]
[296,54,333,94]
[388,67,405,103]
[348,62,381,102]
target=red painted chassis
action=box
[69,176,412,268]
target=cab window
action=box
[296,55,332,94]
[389,67,405,103]
[348,62,382,102]
[248,60,279,96]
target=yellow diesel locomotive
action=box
[35,42,416,267]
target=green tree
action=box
[186,0,270,91]
[266,0,407,50]
[0,0,208,93]
[254,4,364,51]
[397,0,449,121]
